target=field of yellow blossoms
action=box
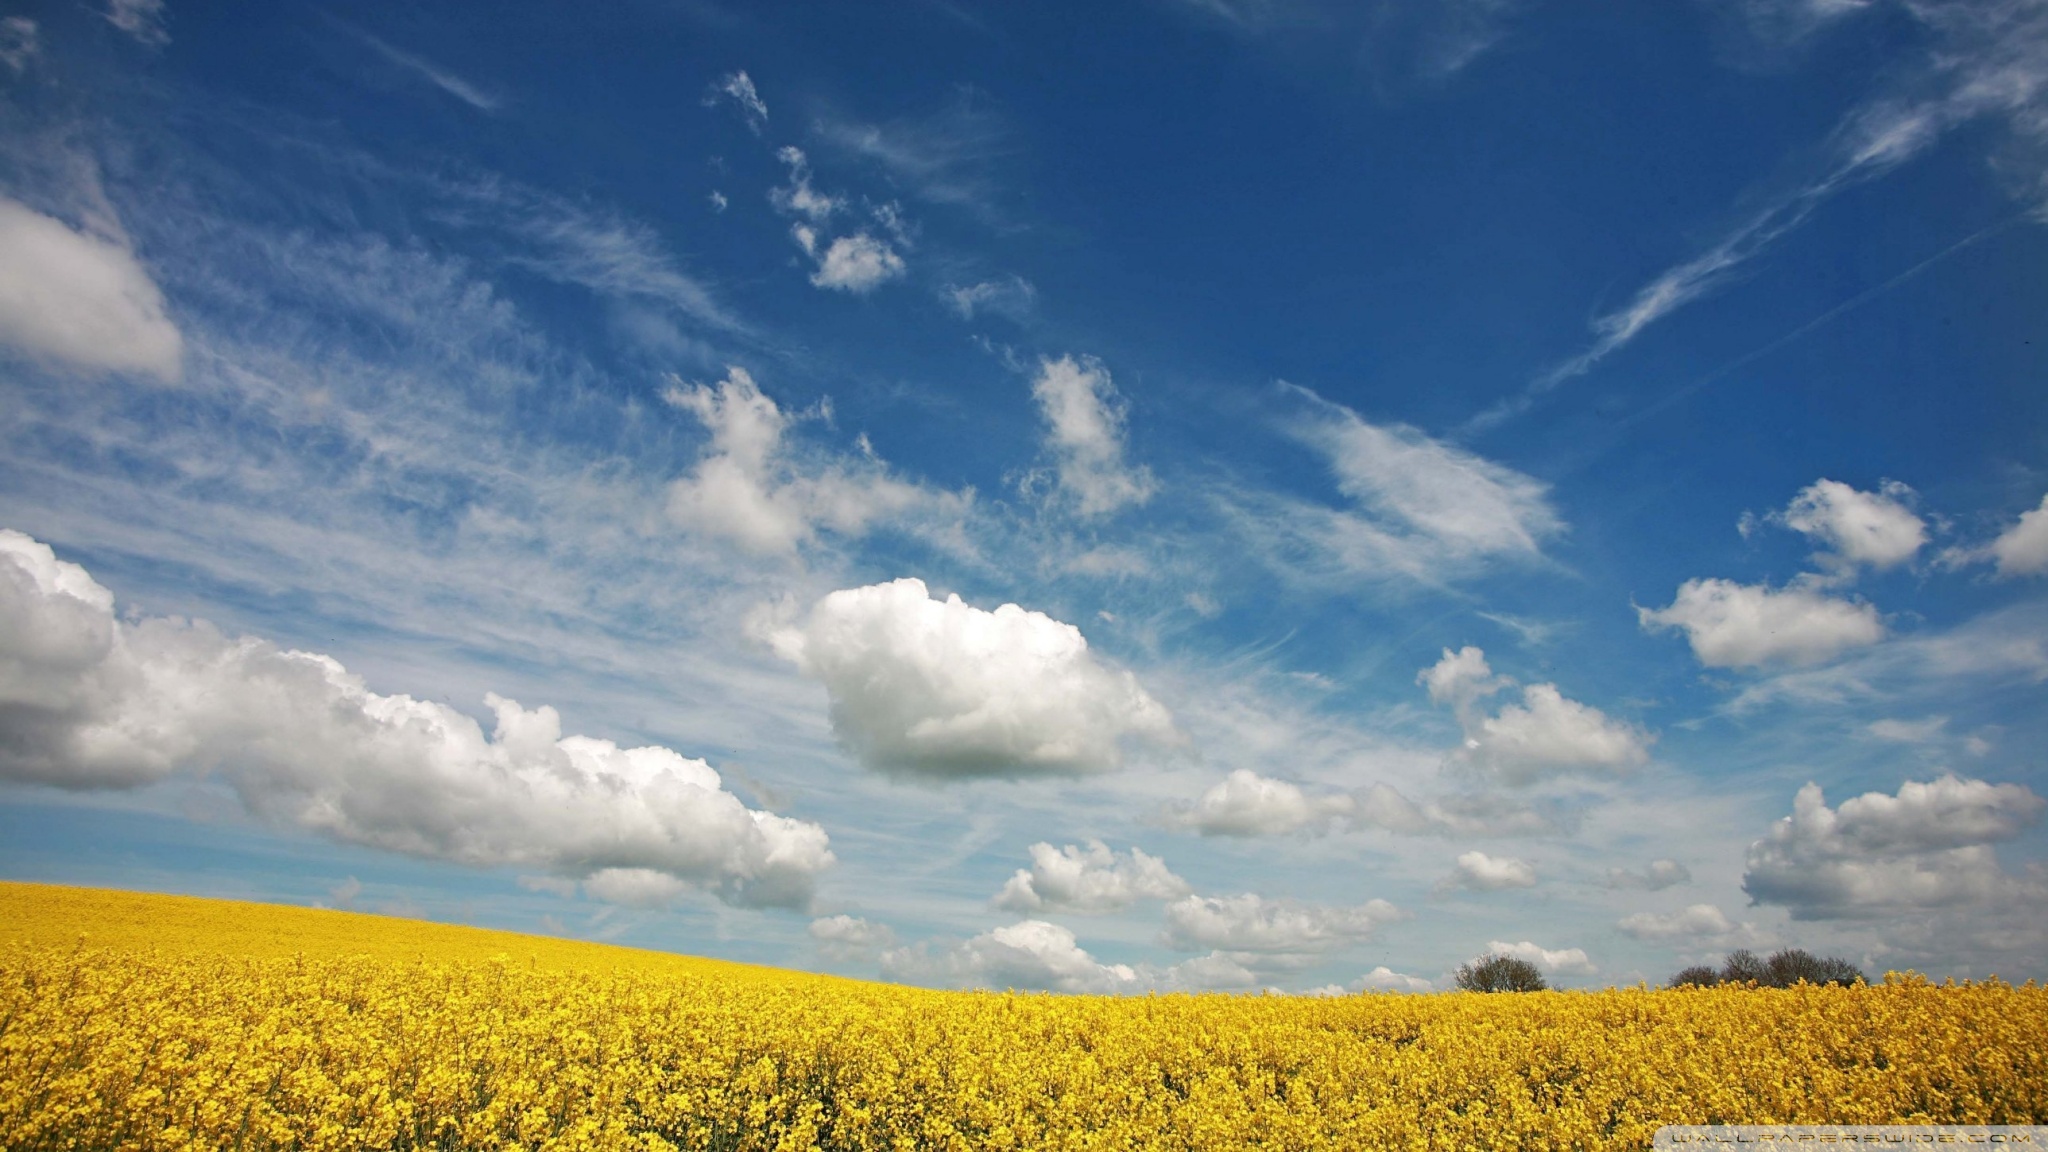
[3,882,2043,1151]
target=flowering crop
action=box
[3,881,2043,1151]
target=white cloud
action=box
[1351,966,1438,993]
[1867,715,1949,743]
[0,197,183,381]
[1639,578,1885,668]
[993,840,1191,913]
[0,17,38,73]
[0,529,834,908]
[1441,850,1537,892]
[1162,769,1355,836]
[1420,647,1651,786]
[943,275,1036,321]
[770,147,843,223]
[106,0,166,45]
[768,577,1177,779]
[808,232,906,293]
[1295,392,1560,560]
[1616,904,1756,942]
[1772,479,1926,572]
[1354,783,1569,838]
[880,920,1257,993]
[581,867,694,908]
[1484,939,1596,976]
[706,70,768,132]
[1606,859,1691,890]
[809,914,896,960]
[1986,494,2048,577]
[355,29,500,111]
[1029,355,1157,518]
[1160,893,1403,954]
[664,368,938,555]
[1743,775,2046,919]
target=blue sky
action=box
[1,0,2045,992]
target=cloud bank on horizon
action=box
[0,0,2042,990]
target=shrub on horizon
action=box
[1454,953,1548,992]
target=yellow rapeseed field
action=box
[2,882,2042,1151]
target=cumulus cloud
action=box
[1028,356,1157,518]
[810,914,897,960]
[1638,578,1885,668]
[1770,478,1927,573]
[705,70,768,132]
[0,530,833,908]
[0,197,183,381]
[993,840,1191,913]
[664,368,942,555]
[106,0,167,44]
[881,920,1256,993]
[1615,904,1759,943]
[1606,859,1691,890]
[1439,850,1537,893]
[1484,940,1596,976]
[943,275,1035,322]
[770,147,841,222]
[1162,769,1355,836]
[808,233,906,293]
[768,578,1177,779]
[1351,966,1438,993]
[1983,494,2048,577]
[1420,647,1651,785]
[1743,774,2046,919]
[1160,893,1403,956]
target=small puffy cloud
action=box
[1352,966,1437,993]
[881,920,1256,993]
[1484,939,1595,976]
[1421,647,1650,786]
[1440,850,1537,892]
[993,840,1191,914]
[106,0,167,44]
[1867,715,1948,743]
[1638,578,1885,668]
[769,578,1177,779]
[1616,904,1752,942]
[1742,775,2046,919]
[0,17,39,73]
[0,197,183,381]
[0,530,833,909]
[943,275,1035,322]
[1029,356,1157,518]
[664,368,937,555]
[1291,389,1561,562]
[1163,769,1356,837]
[1770,479,1927,573]
[705,70,768,132]
[770,147,840,222]
[809,233,906,293]
[1160,893,1403,955]
[810,914,897,960]
[1986,494,2048,578]
[1606,860,1691,891]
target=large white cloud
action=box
[1420,647,1651,785]
[1160,893,1403,955]
[1986,494,2048,577]
[993,840,1191,913]
[0,197,183,381]
[881,919,1257,993]
[0,529,832,908]
[1162,769,1356,836]
[1483,939,1596,976]
[1638,578,1885,668]
[1742,775,2046,919]
[1029,355,1157,518]
[809,914,897,960]
[664,368,941,555]
[1772,478,1927,572]
[1440,850,1537,892]
[769,578,1177,778]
